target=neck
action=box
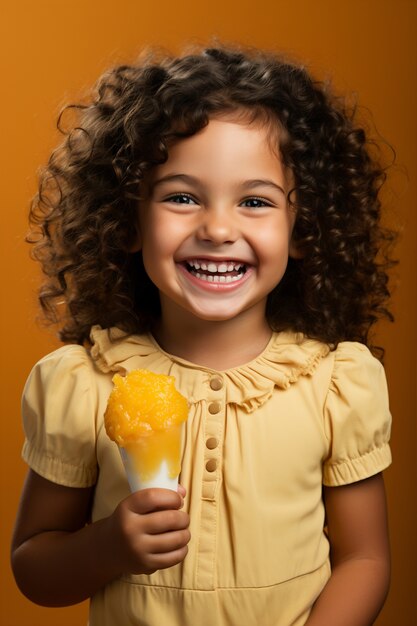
[152,303,272,370]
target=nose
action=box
[196,206,238,245]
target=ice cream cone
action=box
[119,423,183,492]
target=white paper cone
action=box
[119,447,179,492]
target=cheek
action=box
[141,213,190,264]
[253,225,292,261]
[140,214,169,250]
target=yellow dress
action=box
[21,326,392,626]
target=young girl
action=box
[12,44,394,626]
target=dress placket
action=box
[196,374,225,589]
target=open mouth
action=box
[183,259,248,284]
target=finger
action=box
[128,488,183,515]
[148,545,189,570]
[177,484,186,498]
[144,509,190,535]
[147,528,191,555]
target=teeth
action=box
[187,259,244,272]
[194,272,244,283]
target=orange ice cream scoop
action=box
[104,369,188,487]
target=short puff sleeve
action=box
[21,345,98,487]
[323,343,392,486]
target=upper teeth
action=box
[187,260,244,273]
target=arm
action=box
[305,472,390,626]
[11,470,190,607]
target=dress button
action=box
[210,377,223,391]
[206,459,217,472]
[208,401,221,414]
[206,437,218,449]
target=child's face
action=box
[137,116,297,326]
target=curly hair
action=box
[27,43,396,355]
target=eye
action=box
[165,193,198,205]
[240,197,273,209]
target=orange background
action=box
[1,1,416,624]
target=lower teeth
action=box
[193,271,243,283]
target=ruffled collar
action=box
[89,325,330,413]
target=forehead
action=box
[165,107,284,160]
[144,113,292,193]
[210,107,284,154]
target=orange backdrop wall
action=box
[1,1,416,624]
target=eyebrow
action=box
[150,173,286,196]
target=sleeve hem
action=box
[323,443,392,487]
[22,440,97,488]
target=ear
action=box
[289,238,304,260]
[129,227,142,253]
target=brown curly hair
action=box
[27,43,396,355]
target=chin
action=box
[194,312,233,322]
[188,307,239,322]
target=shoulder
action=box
[23,344,96,393]
[332,340,382,364]
[31,343,92,368]
[22,343,103,420]
[329,341,388,396]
